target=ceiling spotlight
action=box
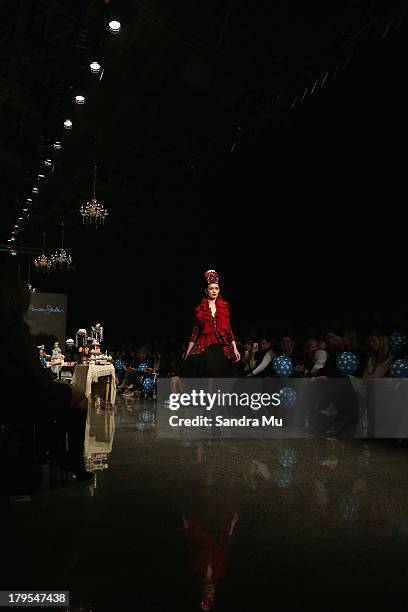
[45,159,52,167]
[108,20,121,34]
[10,237,15,242]
[38,173,45,179]
[32,187,39,194]
[64,119,73,130]
[18,217,23,221]
[26,198,32,204]
[22,208,28,212]
[54,141,62,150]
[75,95,86,105]
[90,60,101,74]
[11,251,17,256]
[7,239,11,242]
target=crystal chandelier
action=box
[34,231,52,272]
[50,222,73,271]
[27,264,36,292]
[80,165,108,227]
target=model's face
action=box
[206,283,219,300]
[260,338,271,352]
[244,341,252,351]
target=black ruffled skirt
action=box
[180,343,237,378]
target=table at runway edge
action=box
[72,364,116,405]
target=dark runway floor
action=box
[3,397,408,611]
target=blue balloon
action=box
[143,377,155,391]
[115,359,125,371]
[278,447,297,468]
[279,386,297,408]
[138,362,149,371]
[336,351,358,375]
[390,358,408,379]
[389,332,407,355]
[141,409,154,422]
[273,356,293,378]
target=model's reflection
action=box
[182,512,238,610]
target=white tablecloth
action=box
[72,364,116,404]
[84,412,115,458]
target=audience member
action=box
[248,336,276,377]
[363,332,393,378]
[0,275,92,482]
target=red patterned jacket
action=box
[189,297,235,360]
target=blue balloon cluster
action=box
[138,362,149,371]
[278,447,297,468]
[336,351,358,375]
[279,386,297,408]
[389,332,407,355]
[115,359,125,371]
[143,377,155,391]
[273,356,293,378]
[390,359,408,379]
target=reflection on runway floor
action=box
[3,396,408,611]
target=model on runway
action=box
[181,270,240,378]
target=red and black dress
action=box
[181,297,237,378]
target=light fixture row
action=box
[8,15,122,251]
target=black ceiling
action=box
[1,0,407,253]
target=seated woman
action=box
[0,274,92,481]
[363,331,393,378]
[247,336,276,377]
[241,338,257,376]
[117,347,153,397]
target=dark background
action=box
[1,1,407,344]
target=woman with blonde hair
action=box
[363,332,393,378]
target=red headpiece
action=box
[204,269,219,285]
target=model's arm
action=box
[185,312,200,359]
[185,340,195,360]
[231,340,241,362]
[226,304,240,362]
